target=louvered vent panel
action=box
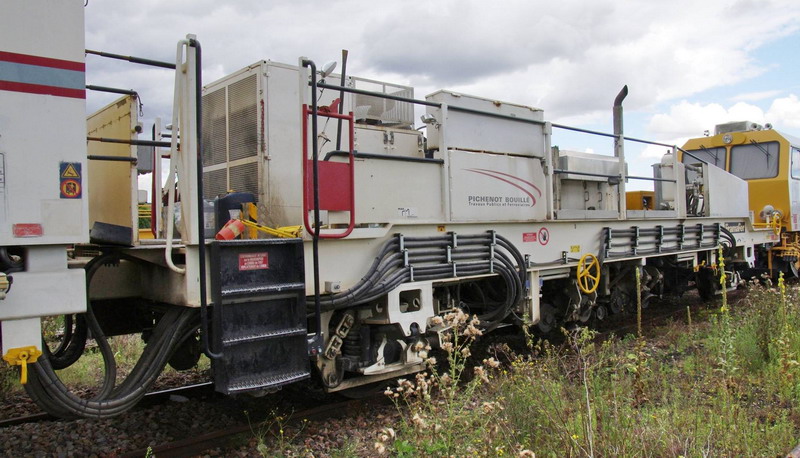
[204,168,227,199]
[202,87,227,167]
[229,162,258,195]
[228,74,259,162]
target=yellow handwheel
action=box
[577,253,601,294]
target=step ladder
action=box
[209,239,310,394]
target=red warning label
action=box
[239,252,269,271]
[13,223,43,238]
[523,232,537,243]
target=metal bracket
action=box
[697,223,704,247]
[307,334,324,357]
[656,225,664,253]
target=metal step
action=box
[209,239,310,395]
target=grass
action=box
[375,278,800,457]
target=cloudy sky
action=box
[83,0,800,186]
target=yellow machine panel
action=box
[86,96,138,239]
[626,190,655,210]
[681,127,796,231]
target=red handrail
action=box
[302,103,356,238]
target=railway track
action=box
[599,288,747,338]
[0,382,215,429]
[120,397,385,458]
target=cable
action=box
[26,307,196,418]
[25,251,200,418]
[308,231,527,331]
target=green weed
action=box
[378,269,800,456]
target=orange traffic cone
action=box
[216,219,245,240]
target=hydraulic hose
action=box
[46,314,88,370]
[26,307,196,418]
[308,231,527,330]
[25,252,201,419]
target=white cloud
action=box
[80,0,800,124]
[646,94,800,143]
[768,95,800,129]
[640,143,683,160]
[730,90,784,102]
[648,101,730,139]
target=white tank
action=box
[658,152,676,210]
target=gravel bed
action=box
[223,403,400,457]
[1,396,239,456]
[1,367,397,456]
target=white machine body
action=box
[0,0,88,352]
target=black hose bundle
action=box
[25,306,197,418]
[309,231,526,329]
[45,314,88,370]
[24,253,199,419]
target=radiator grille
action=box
[228,74,259,162]
[229,162,258,195]
[204,168,227,199]
[202,87,227,167]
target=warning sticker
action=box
[59,162,82,199]
[13,223,43,238]
[239,252,269,271]
[538,228,550,246]
[61,179,81,198]
[523,232,537,243]
[61,163,80,178]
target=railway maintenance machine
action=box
[0,0,788,418]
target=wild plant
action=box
[715,245,738,395]
[248,409,309,457]
[376,309,506,456]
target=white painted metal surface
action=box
[0,0,89,245]
[425,90,545,157]
[0,0,88,353]
[448,150,547,222]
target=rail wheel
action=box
[537,302,557,334]
[789,257,800,278]
[695,266,717,301]
[595,304,608,321]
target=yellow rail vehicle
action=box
[681,122,800,273]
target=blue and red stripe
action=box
[0,51,85,99]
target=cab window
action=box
[792,146,800,179]
[682,146,726,168]
[730,141,779,179]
